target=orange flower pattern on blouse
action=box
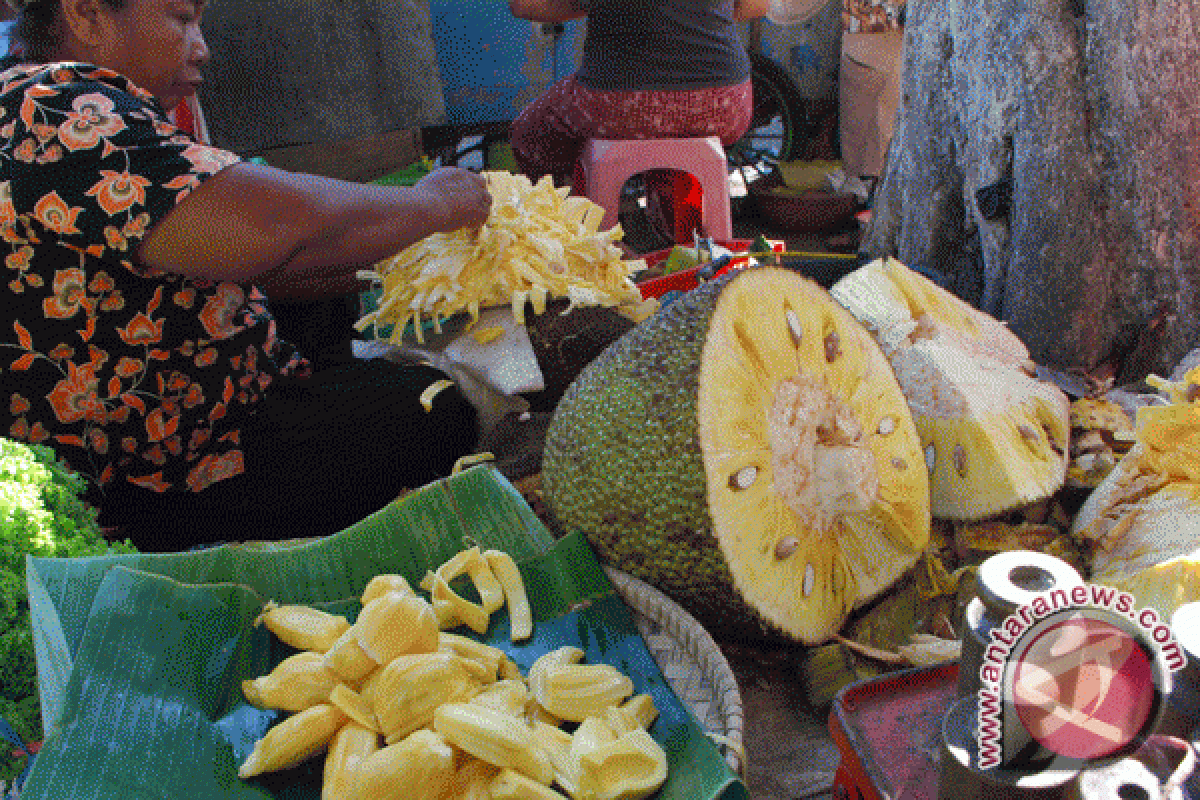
[0,63,307,493]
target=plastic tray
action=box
[828,662,959,800]
[636,238,785,299]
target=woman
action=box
[507,0,769,185]
[1,0,492,551]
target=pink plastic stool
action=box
[574,136,733,241]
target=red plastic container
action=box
[636,238,785,300]
[828,662,959,800]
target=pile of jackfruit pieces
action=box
[238,546,668,800]
[355,171,656,347]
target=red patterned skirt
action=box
[509,76,754,182]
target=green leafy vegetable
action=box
[0,437,135,785]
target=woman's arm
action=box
[137,164,491,300]
[509,0,589,23]
[734,0,770,20]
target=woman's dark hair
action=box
[13,0,126,62]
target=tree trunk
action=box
[862,0,1200,383]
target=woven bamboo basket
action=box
[604,567,746,777]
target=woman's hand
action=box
[412,167,493,233]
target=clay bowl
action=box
[747,171,859,234]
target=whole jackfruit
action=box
[829,257,1070,520]
[542,267,930,644]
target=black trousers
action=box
[93,296,479,552]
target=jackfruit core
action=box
[767,375,880,529]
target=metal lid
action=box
[975,550,1084,618]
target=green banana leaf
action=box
[22,466,746,800]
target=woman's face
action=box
[94,0,209,110]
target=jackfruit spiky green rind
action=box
[542,279,718,617]
[542,267,930,645]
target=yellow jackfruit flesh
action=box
[467,678,530,718]
[241,651,340,712]
[533,664,635,723]
[352,729,456,800]
[238,703,348,779]
[239,555,672,798]
[354,591,440,665]
[254,601,351,654]
[442,758,502,800]
[829,257,1069,520]
[323,627,378,685]
[435,546,506,615]
[485,549,534,642]
[361,573,415,605]
[542,267,930,644]
[329,683,379,733]
[355,171,651,346]
[432,702,556,785]
[618,695,659,731]
[429,571,491,635]
[576,729,668,800]
[530,722,577,795]
[439,632,508,682]
[1066,397,1134,488]
[490,768,573,800]
[1073,368,1200,618]
[528,647,585,695]
[373,653,482,743]
[322,722,379,800]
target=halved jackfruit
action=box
[1072,367,1200,618]
[829,257,1069,520]
[542,267,930,644]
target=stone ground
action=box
[723,643,844,800]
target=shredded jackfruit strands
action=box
[1075,368,1200,549]
[452,452,495,475]
[1131,367,1200,485]
[356,172,656,344]
[419,379,455,412]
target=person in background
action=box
[507,0,768,187]
[1,0,492,552]
[0,3,14,53]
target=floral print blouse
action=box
[1,63,307,494]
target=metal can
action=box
[1156,601,1200,740]
[956,550,1084,699]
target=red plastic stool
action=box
[573,136,733,243]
